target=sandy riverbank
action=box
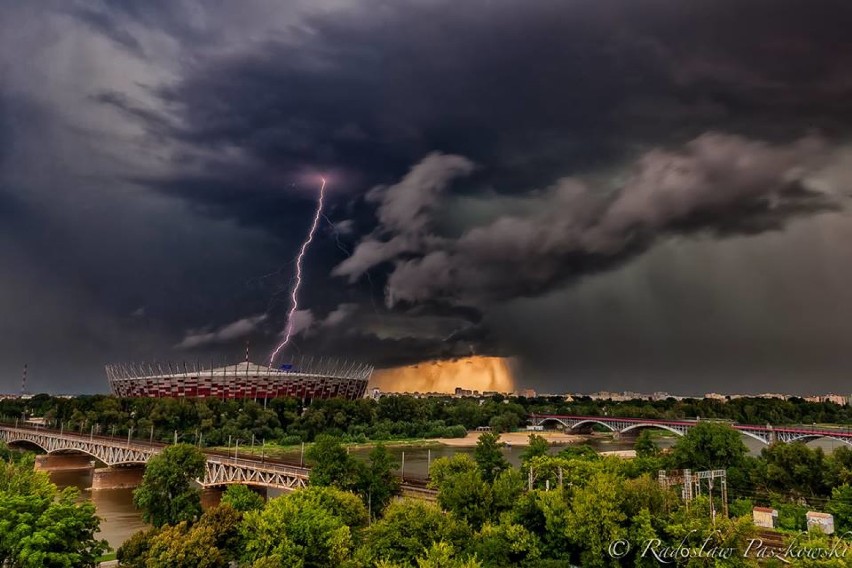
[599,449,636,458]
[435,430,587,447]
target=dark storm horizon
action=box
[2,0,852,394]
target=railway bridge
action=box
[0,425,307,491]
[529,414,852,446]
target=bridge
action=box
[0,424,436,497]
[0,425,307,491]
[529,414,852,446]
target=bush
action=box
[116,527,159,568]
[277,434,303,446]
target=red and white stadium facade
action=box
[105,359,372,401]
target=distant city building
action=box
[806,512,835,535]
[105,358,372,401]
[752,507,779,529]
[823,394,849,406]
[803,394,849,405]
[757,393,789,400]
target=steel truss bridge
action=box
[529,414,852,446]
[0,425,310,491]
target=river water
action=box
[48,434,847,551]
[49,469,147,550]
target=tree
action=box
[828,484,852,532]
[305,435,361,491]
[759,442,828,498]
[430,454,493,529]
[145,522,227,568]
[356,443,400,517]
[143,505,243,568]
[489,412,519,434]
[0,456,107,568]
[221,484,265,512]
[634,430,659,458]
[358,499,471,566]
[669,422,747,471]
[565,472,628,567]
[519,434,550,464]
[491,468,525,516]
[414,542,482,568]
[241,486,367,567]
[116,528,159,568]
[473,432,508,483]
[472,521,541,566]
[195,504,244,560]
[133,443,206,528]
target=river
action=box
[49,469,147,551]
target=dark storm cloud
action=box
[338,134,837,308]
[139,0,852,190]
[4,0,852,393]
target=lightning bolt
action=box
[269,177,327,366]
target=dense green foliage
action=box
[115,424,852,567]
[306,437,400,516]
[0,445,107,568]
[6,392,851,450]
[133,443,207,527]
[221,484,265,513]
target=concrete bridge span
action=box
[529,414,852,446]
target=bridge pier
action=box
[201,486,225,509]
[92,465,146,490]
[34,454,95,471]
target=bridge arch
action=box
[570,419,618,433]
[6,437,116,464]
[787,434,852,447]
[6,438,51,453]
[536,417,618,433]
[620,423,685,437]
[737,430,771,446]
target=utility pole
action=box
[20,364,27,398]
[400,451,405,482]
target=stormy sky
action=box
[2,0,852,395]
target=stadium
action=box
[105,357,373,401]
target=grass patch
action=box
[96,551,117,562]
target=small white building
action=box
[753,507,779,529]
[806,512,835,535]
